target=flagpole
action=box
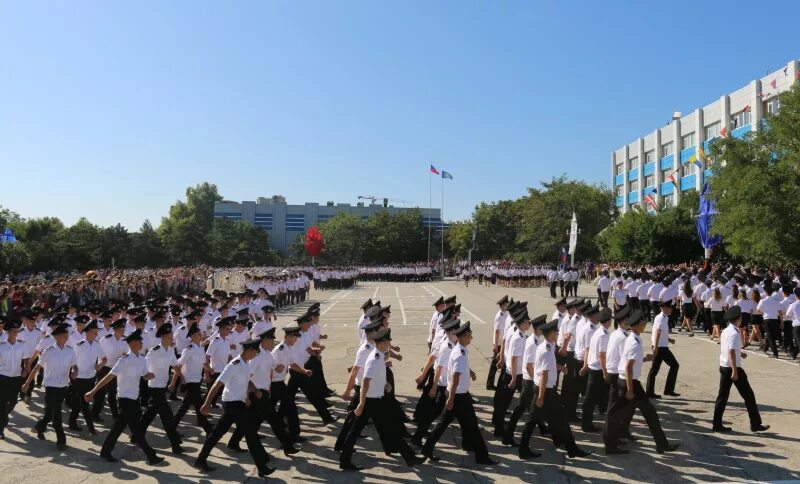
[427,169,432,264]
[440,175,445,279]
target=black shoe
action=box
[284,445,301,456]
[35,429,45,440]
[322,416,339,425]
[664,392,681,397]
[476,457,498,465]
[194,460,215,472]
[582,425,600,433]
[539,425,550,436]
[291,435,307,443]
[646,393,661,399]
[325,389,336,397]
[56,442,67,451]
[502,437,519,447]
[486,384,497,391]
[258,466,277,477]
[147,456,165,466]
[657,443,680,454]
[605,447,629,455]
[406,455,426,467]
[88,428,97,435]
[68,423,82,431]
[519,447,541,459]
[227,444,247,453]
[713,425,732,433]
[410,436,423,448]
[0,430,5,440]
[339,461,364,471]
[172,446,186,455]
[567,449,592,458]
[752,425,771,432]
[622,433,638,442]
[423,452,440,462]
[100,453,118,462]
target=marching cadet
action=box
[548,267,559,299]
[289,314,337,425]
[516,314,548,459]
[357,298,373,343]
[69,319,104,434]
[93,318,128,422]
[336,315,383,451]
[530,319,591,458]
[205,316,236,408]
[559,300,586,421]
[410,317,461,447]
[140,323,184,454]
[427,296,445,351]
[227,328,299,455]
[23,323,76,450]
[487,295,509,391]
[421,321,496,466]
[582,308,613,432]
[603,310,679,455]
[195,338,276,477]
[84,329,165,465]
[500,311,531,446]
[18,312,42,403]
[271,324,304,442]
[712,305,770,433]
[0,319,32,439]
[646,301,681,398]
[492,302,524,437]
[574,303,600,421]
[170,325,214,434]
[338,328,425,471]
[250,305,275,340]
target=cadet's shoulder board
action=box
[448,342,453,349]
[0,341,6,346]
[604,329,608,335]
[460,349,465,355]
[278,344,284,350]
[546,343,552,351]
[153,345,161,351]
[104,334,113,338]
[232,358,240,365]
[374,352,380,359]
[365,344,371,349]
[76,340,85,346]
[187,344,193,349]
[123,352,130,358]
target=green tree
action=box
[158,182,223,264]
[58,218,103,270]
[130,220,166,267]
[17,217,67,271]
[446,221,475,260]
[708,83,800,264]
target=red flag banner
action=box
[304,226,325,257]
[770,78,778,89]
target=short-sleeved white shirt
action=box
[619,333,643,379]
[363,349,387,398]
[522,334,540,381]
[587,327,609,371]
[606,328,629,375]
[533,340,557,388]
[218,355,252,403]
[448,343,470,394]
[353,341,373,386]
[177,343,205,383]
[111,351,148,399]
[651,312,670,348]
[719,324,742,368]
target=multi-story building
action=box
[213,195,442,255]
[612,59,798,213]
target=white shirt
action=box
[719,324,743,368]
[363,349,387,398]
[506,329,526,374]
[206,335,235,373]
[249,348,273,391]
[606,328,628,375]
[522,334,540,381]
[533,340,557,388]
[218,355,252,402]
[0,339,32,377]
[177,343,205,383]
[146,344,177,388]
[73,339,103,379]
[271,342,291,382]
[100,334,128,368]
[574,319,594,361]
[757,297,781,320]
[19,326,42,358]
[587,326,609,371]
[493,310,508,345]
[619,333,643,380]
[448,343,470,394]
[787,301,800,327]
[651,312,670,348]
[353,341,373,386]
[565,316,578,351]
[39,344,76,388]
[597,276,611,292]
[111,351,148,399]
[427,311,441,344]
[436,341,454,387]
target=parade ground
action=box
[1,280,799,484]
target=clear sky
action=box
[2,1,798,230]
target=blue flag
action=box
[441,171,453,180]
[697,183,722,256]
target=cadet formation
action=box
[0,263,778,479]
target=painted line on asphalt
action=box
[397,286,408,325]
[372,286,380,299]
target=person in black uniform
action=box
[140,323,184,454]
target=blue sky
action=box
[2,1,798,229]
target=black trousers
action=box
[764,319,781,357]
[530,387,580,454]
[334,385,360,450]
[519,381,547,450]
[271,381,301,437]
[205,372,222,406]
[100,397,158,459]
[0,375,22,432]
[582,369,609,429]
[549,282,558,298]
[794,326,800,358]
[69,377,96,431]
[197,400,269,471]
[604,379,668,450]
[646,347,679,395]
[92,366,118,419]
[783,322,798,356]
[36,386,69,444]
[414,367,435,420]
[173,381,213,432]
[412,385,447,442]
[491,371,516,432]
[561,353,580,419]
[287,369,332,422]
[712,367,762,429]
[140,387,182,449]
[230,390,292,449]
[421,393,490,461]
[560,281,565,297]
[503,376,527,438]
[486,348,500,388]
[339,397,417,465]
[600,291,610,308]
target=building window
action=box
[615,185,624,197]
[644,175,655,187]
[766,98,781,114]
[615,163,624,176]
[663,194,674,207]
[662,142,674,157]
[685,162,697,175]
[629,180,639,192]
[629,156,639,169]
[645,150,655,164]
[731,110,751,129]
[705,122,720,139]
[681,133,695,149]
[663,167,674,178]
